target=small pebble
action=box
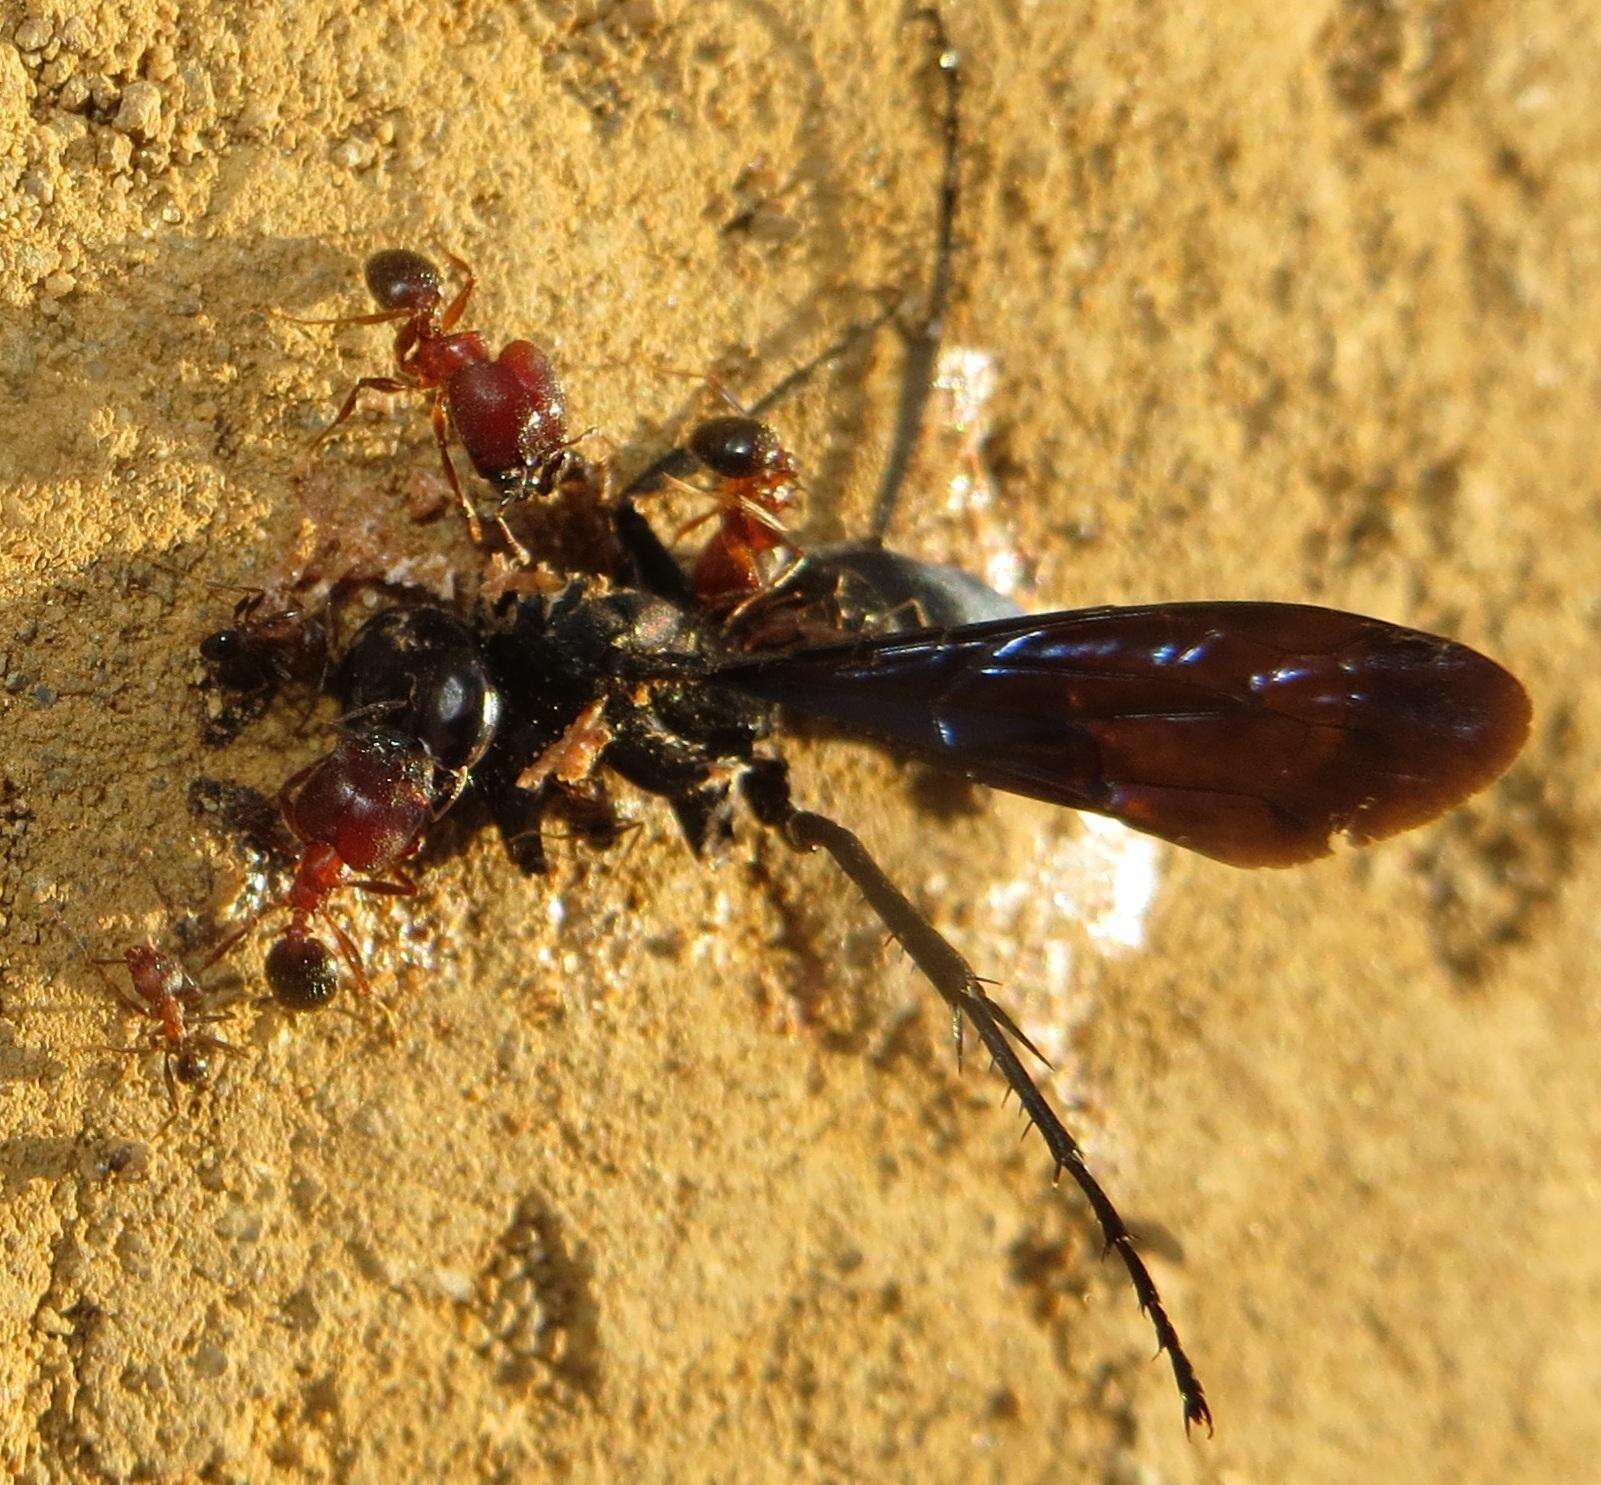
[114,81,162,141]
[330,135,376,170]
[14,18,52,52]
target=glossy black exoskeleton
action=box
[333,607,503,802]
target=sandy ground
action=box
[2,2,1598,1481]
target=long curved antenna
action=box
[776,804,1213,1435]
[866,7,963,545]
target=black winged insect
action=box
[188,12,1529,1433]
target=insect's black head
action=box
[198,626,270,690]
[689,415,785,480]
[265,937,339,1011]
[172,1045,212,1087]
[364,249,443,314]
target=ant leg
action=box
[275,306,412,329]
[428,393,487,546]
[276,760,320,821]
[82,957,155,1017]
[192,1032,241,1055]
[490,508,534,568]
[348,872,418,898]
[770,802,1212,1437]
[438,251,478,330]
[868,7,963,544]
[199,901,285,972]
[319,912,400,1036]
[312,376,415,451]
[319,912,373,997]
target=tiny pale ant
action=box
[280,247,581,564]
[79,940,238,1116]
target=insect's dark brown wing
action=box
[716,602,1531,867]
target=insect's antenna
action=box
[777,805,1213,1436]
[43,904,147,1015]
[866,6,963,546]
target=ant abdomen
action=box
[364,248,443,313]
[448,340,569,485]
[171,1044,214,1086]
[264,935,339,1011]
[281,730,434,874]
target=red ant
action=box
[215,728,437,1012]
[677,413,803,615]
[280,248,581,565]
[80,941,238,1117]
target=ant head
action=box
[123,944,161,978]
[172,1044,213,1087]
[364,249,443,313]
[265,935,339,1012]
[689,415,786,480]
[199,626,269,690]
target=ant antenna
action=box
[867,6,964,546]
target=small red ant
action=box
[279,249,581,565]
[81,941,238,1117]
[677,413,803,615]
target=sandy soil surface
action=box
[2,2,1597,1481]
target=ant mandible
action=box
[280,248,580,565]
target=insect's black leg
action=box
[612,496,697,609]
[744,768,1212,1435]
[867,6,963,546]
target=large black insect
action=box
[189,17,1530,1435]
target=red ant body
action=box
[211,729,437,1011]
[86,944,236,1112]
[284,248,577,563]
[678,414,801,613]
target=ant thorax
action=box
[465,584,774,862]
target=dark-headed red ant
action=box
[79,940,238,1117]
[280,248,581,564]
[677,413,803,615]
[247,729,436,1011]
